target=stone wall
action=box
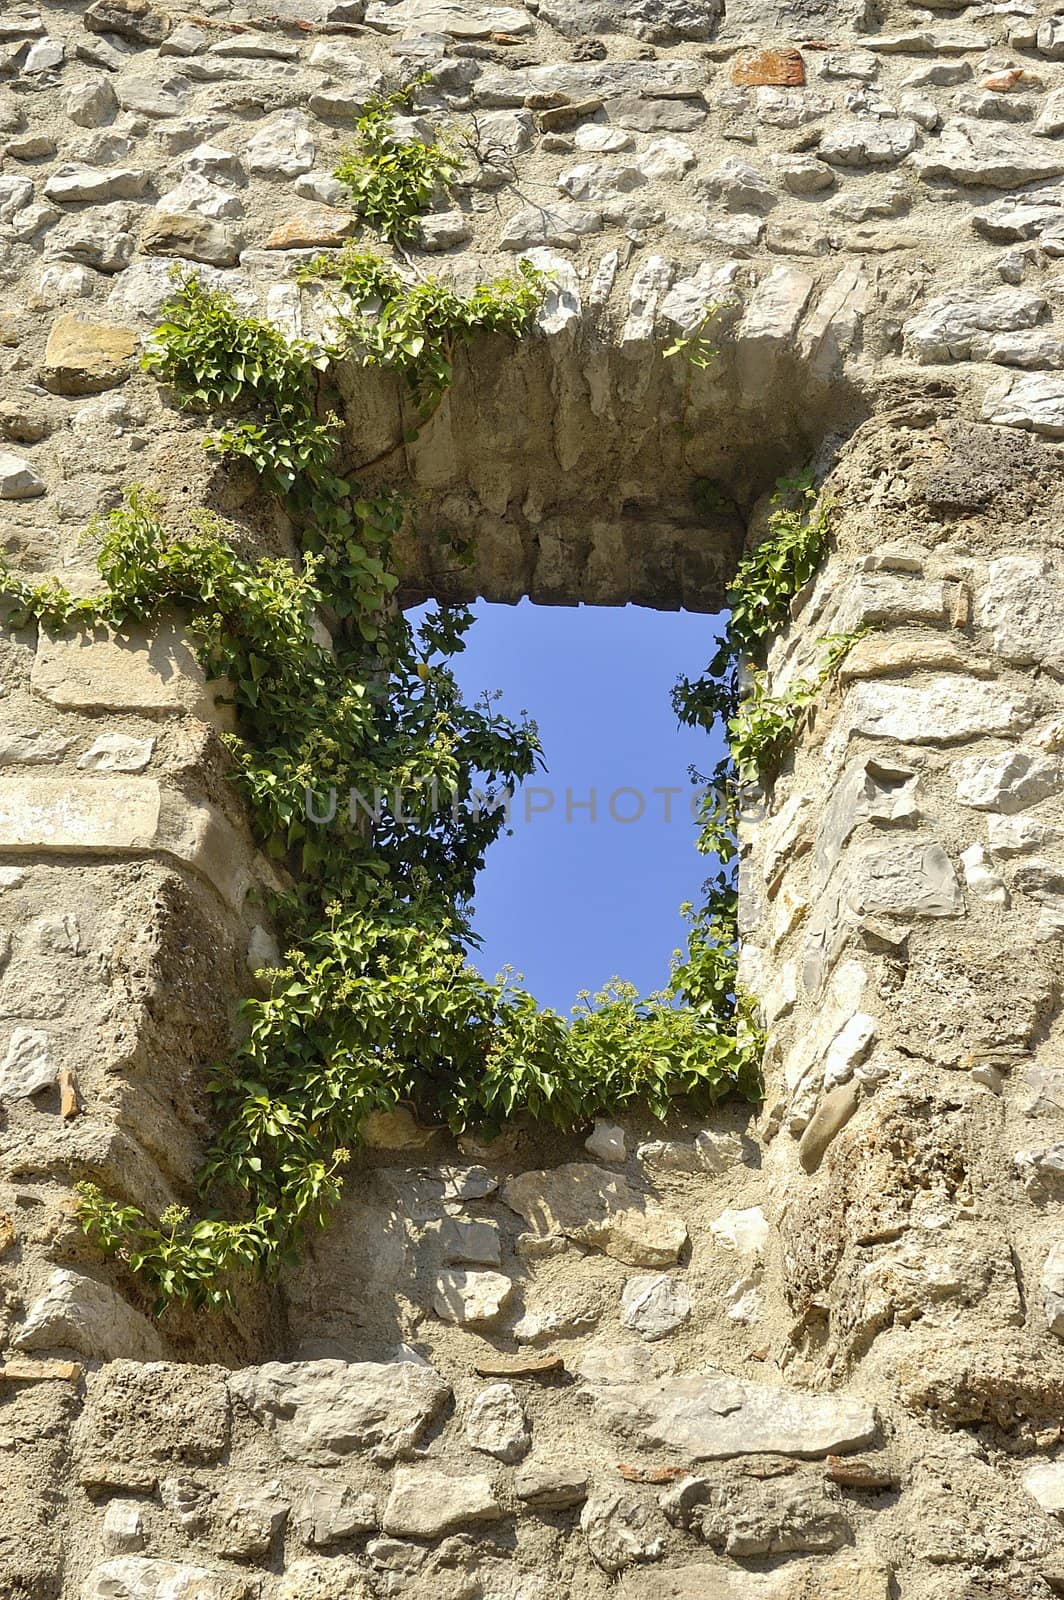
[6,0,1064,1595]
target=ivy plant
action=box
[334,79,460,244]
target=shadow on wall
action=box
[336,310,870,612]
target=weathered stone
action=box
[65,76,118,129]
[581,1490,664,1573]
[366,0,530,32]
[735,266,814,387]
[668,1477,852,1557]
[32,621,224,721]
[0,451,44,499]
[140,212,241,269]
[1024,1462,1064,1516]
[710,1206,769,1255]
[117,75,189,120]
[913,118,1064,186]
[246,111,317,178]
[418,211,473,250]
[831,677,1034,746]
[819,116,919,166]
[585,1119,627,1162]
[15,1270,165,1361]
[101,1502,145,1555]
[977,555,1064,665]
[585,1372,877,1459]
[265,207,359,250]
[382,1467,504,1538]
[433,1268,513,1323]
[295,1484,377,1547]
[155,175,243,222]
[637,1129,745,1173]
[45,166,150,204]
[479,61,704,107]
[845,841,963,919]
[799,1082,861,1173]
[427,1215,501,1266]
[83,1561,251,1600]
[76,735,153,774]
[621,1274,691,1340]
[84,0,171,46]
[903,287,1046,363]
[41,315,138,395]
[229,1359,451,1465]
[515,1463,589,1509]
[733,48,804,87]
[500,203,603,250]
[75,1362,230,1485]
[988,814,1059,856]
[954,750,1062,812]
[466,1383,530,1462]
[983,372,1064,436]
[502,1163,687,1266]
[0,1027,56,1097]
[1044,1243,1064,1337]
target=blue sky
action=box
[439,599,728,1013]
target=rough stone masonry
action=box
[8,0,1064,1595]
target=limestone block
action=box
[426,1215,501,1266]
[620,1274,692,1340]
[366,0,531,32]
[637,1129,745,1173]
[32,621,230,724]
[584,1372,877,1459]
[465,1383,531,1462]
[667,1476,852,1557]
[581,1490,665,1573]
[295,1483,377,1547]
[75,1361,231,1485]
[78,734,154,772]
[14,1269,165,1361]
[381,1467,504,1538]
[501,1162,688,1265]
[83,1560,253,1600]
[0,450,45,498]
[139,213,241,269]
[983,372,1064,436]
[0,775,247,906]
[954,749,1062,811]
[84,0,171,46]
[476,60,704,107]
[977,554,1064,664]
[831,677,1034,748]
[433,1267,513,1323]
[1043,1243,1064,1336]
[41,315,138,395]
[44,166,151,204]
[101,1503,145,1554]
[710,1206,769,1255]
[911,117,1064,185]
[798,1082,861,1173]
[735,265,814,388]
[846,841,963,918]
[819,115,918,165]
[0,1027,56,1097]
[903,287,1046,363]
[1023,1462,1064,1516]
[515,1463,589,1509]
[229,1358,451,1465]
[276,1558,373,1600]
[585,1118,627,1162]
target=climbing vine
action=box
[334,79,460,243]
[0,102,846,1310]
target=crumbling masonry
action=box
[5,0,1064,1595]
